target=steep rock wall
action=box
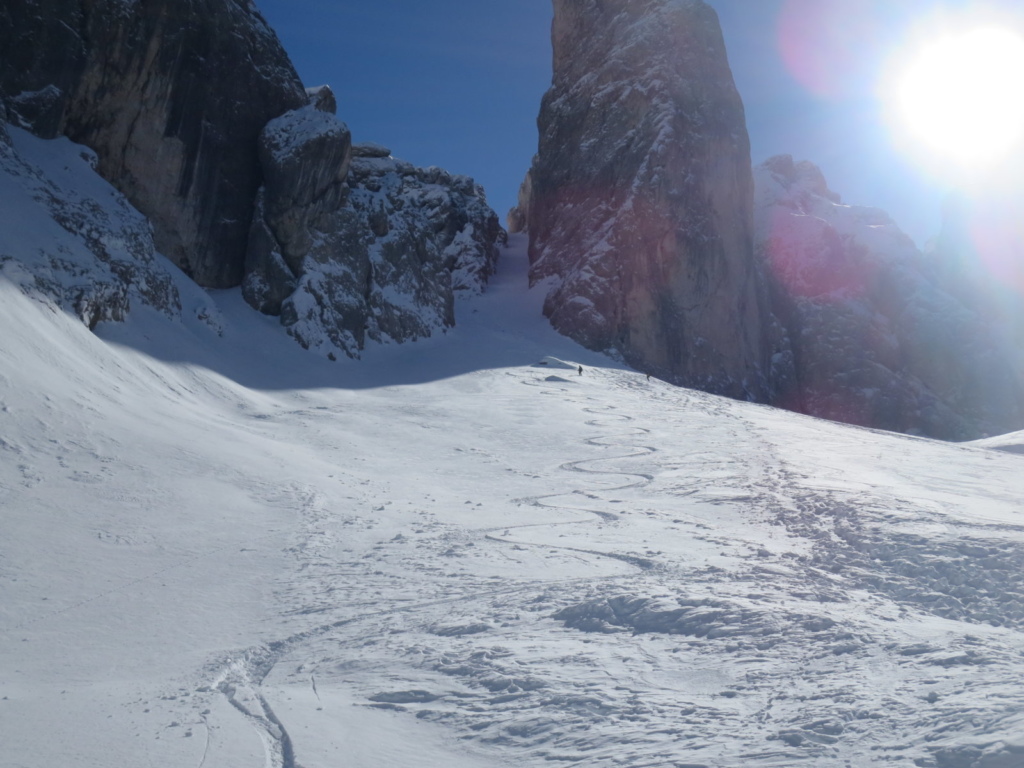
[527,0,778,399]
[0,0,308,288]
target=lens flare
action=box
[893,27,1024,166]
[777,0,880,100]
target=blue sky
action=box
[257,0,1021,247]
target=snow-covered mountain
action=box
[3,4,1024,765]
[3,121,1024,767]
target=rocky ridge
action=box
[525,0,782,400]
[0,0,502,359]
[244,96,501,359]
[521,0,1021,438]
[755,155,1024,439]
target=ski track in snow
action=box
[200,368,1024,768]
[3,235,1024,767]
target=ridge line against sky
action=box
[256,0,1024,248]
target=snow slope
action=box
[971,431,1024,456]
[3,218,1024,768]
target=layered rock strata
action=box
[244,104,502,359]
[0,0,308,287]
[526,0,779,399]
[756,155,1024,439]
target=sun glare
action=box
[894,26,1024,166]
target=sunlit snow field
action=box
[2,235,1024,767]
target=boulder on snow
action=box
[257,106,352,228]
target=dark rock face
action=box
[756,156,1024,440]
[243,110,503,359]
[0,124,181,329]
[0,0,308,288]
[0,99,10,146]
[527,0,777,399]
[243,105,352,316]
[506,163,533,234]
[0,0,86,138]
[305,85,337,115]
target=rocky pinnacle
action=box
[526,0,778,400]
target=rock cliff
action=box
[243,103,502,359]
[0,113,183,330]
[526,0,778,399]
[1,0,502,358]
[0,0,308,288]
[755,155,1024,439]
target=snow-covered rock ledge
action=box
[244,99,503,360]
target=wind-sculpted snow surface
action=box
[0,122,180,327]
[755,155,1024,439]
[526,0,778,400]
[3,237,1024,767]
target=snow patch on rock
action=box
[245,121,503,360]
[0,124,181,328]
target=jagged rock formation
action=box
[506,162,534,234]
[0,0,307,288]
[526,0,779,399]
[1,1,502,361]
[756,155,1024,439]
[243,102,353,316]
[244,102,502,359]
[0,113,182,329]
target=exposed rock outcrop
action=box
[243,104,352,316]
[506,162,533,234]
[243,107,502,359]
[526,0,778,399]
[305,85,338,115]
[3,1,502,360]
[0,98,10,147]
[0,123,181,329]
[756,155,1024,439]
[0,0,308,288]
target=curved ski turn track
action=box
[3,238,1024,768]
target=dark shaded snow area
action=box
[1,121,1023,768]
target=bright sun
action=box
[895,26,1024,166]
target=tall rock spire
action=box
[527,0,777,400]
